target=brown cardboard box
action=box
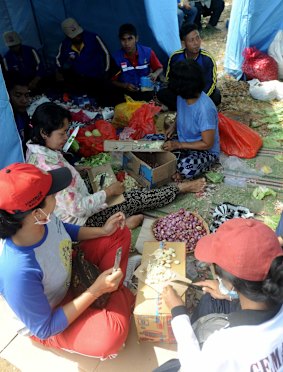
[123,152,177,188]
[87,164,125,207]
[104,140,165,152]
[134,242,186,343]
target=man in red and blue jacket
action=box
[111,23,163,102]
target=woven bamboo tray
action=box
[152,209,209,253]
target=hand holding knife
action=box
[112,247,122,273]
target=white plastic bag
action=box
[248,79,283,101]
[268,30,283,79]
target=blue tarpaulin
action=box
[0,0,181,68]
[0,66,24,169]
[0,0,180,168]
[224,0,283,79]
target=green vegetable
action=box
[205,171,224,183]
[274,154,283,162]
[92,129,101,137]
[70,139,80,152]
[75,152,111,167]
[252,186,277,200]
[85,131,92,137]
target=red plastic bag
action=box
[71,110,92,123]
[218,113,262,159]
[242,47,278,81]
[128,103,161,140]
[76,120,117,157]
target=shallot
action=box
[153,209,208,253]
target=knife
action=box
[99,173,106,190]
[112,247,122,273]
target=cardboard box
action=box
[104,140,165,152]
[123,152,177,188]
[87,164,125,207]
[134,242,186,343]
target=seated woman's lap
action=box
[79,227,131,282]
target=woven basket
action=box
[152,210,209,253]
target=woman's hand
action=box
[162,285,184,311]
[162,141,179,151]
[105,181,125,198]
[164,124,176,140]
[194,279,232,301]
[88,268,123,297]
[101,212,126,236]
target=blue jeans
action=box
[177,6,198,28]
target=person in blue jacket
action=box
[157,22,221,110]
[111,23,163,103]
[2,31,44,93]
[56,18,118,106]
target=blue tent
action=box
[0,67,24,169]
[224,0,283,80]
[0,0,181,169]
[0,0,181,68]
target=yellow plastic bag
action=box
[112,95,146,128]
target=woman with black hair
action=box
[155,218,283,371]
[0,163,135,358]
[25,102,205,227]
[147,59,220,180]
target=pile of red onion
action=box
[152,209,208,253]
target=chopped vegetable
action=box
[92,129,101,137]
[85,131,92,137]
[252,186,277,200]
[75,152,111,167]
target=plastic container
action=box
[140,76,154,91]
[224,176,247,188]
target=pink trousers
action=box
[32,227,135,358]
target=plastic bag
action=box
[268,30,283,79]
[248,79,283,101]
[218,113,263,158]
[112,95,146,128]
[242,47,278,81]
[76,120,117,157]
[128,103,161,140]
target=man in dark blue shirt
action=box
[56,18,118,106]
[3,31,44,93]
[157,23,221,110]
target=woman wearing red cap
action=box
[0,163,135,359]
[155,218,283,372]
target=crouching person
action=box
[0,163,134,359]
[155,218,283,371]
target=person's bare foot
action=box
[126,214,144,229]
[172,172,183,182]
[177,178,206,193]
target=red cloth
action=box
[31,227,134,358]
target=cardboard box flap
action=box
[104,140,165,152]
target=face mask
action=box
[217,276,239,300]
[34,209,51,225]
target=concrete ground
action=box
[0,297,178,372]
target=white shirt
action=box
[172,305,283,371]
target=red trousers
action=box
[32,227,135,358]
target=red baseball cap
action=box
[0,163,72,214]
[195,218,283,281]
